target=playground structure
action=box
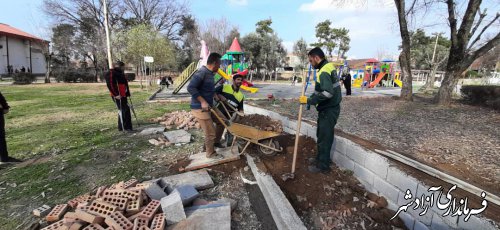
[351,58,402,88]
[172,38,258,94]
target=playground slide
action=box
[369,72,386,88]
[217,69,259,93]
[394,79,403,88]
[353,78,363,88]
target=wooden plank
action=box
[181,148,240,172]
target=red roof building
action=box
[0,23,49,75]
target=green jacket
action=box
[307,60,342,111]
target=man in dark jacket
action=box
[341,68,352,95]
[0,92,20,163]
[104,61,133,131]
[187,53,222,158]
[299,47,342,173]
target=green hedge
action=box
[461,85,500,110]
[55,71,96,83]
[12,73,36,84]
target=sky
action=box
[1,0,498,59]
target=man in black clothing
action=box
[104,61,133,131]
[341,68,352,96]
[0,92,20,164]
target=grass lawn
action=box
[0,83,189,229]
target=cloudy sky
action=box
[1,0,498,59]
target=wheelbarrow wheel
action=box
[258,139,280,156]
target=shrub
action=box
[12,73,36,84]
[461,85,500,110]
[56,71,96,83]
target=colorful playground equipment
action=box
[350,58,402,88]
[172,39,258,94]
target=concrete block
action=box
[105,211,133,230]
[415,221,430,230]
[246,154,306,230]
[283,127,294,134]
[46,204,69,222]
[33,205,51,217]
[387,166,418,193]
[169,203,231,230]
[160,169,214,192]
[163,130,191,144]
[399,212,415,230]
[373,176,400,203]
[353,163,375,189]
[160,192,186,225]
[139,200,161,221]
[334,136,347,155]
[139,127,166,136]
[457,215,499,230]
[211,198,237,212]
[171,185,199,206]
[346,143,367,166]
[430,212,458,230]
[364,152,389,179]
[332,152,355,171]
[150,214,165,230]
[144,181,168,200]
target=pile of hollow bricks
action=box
[151,111,200,130]
[37,170,232,230]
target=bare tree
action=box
[435,0,500,105]
[121,0,188,40]
[199,17,235,54]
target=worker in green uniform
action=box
[299,47,342,173]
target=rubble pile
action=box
[151,111,200,131]
[37,170,232,230]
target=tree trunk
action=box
[422,66,438,90]
[395,0,413,101]
[435,68,461,105]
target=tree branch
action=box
[446,0,458,46]
[468,13,500,50]
[456,0,482,50]
[468,31,500,66]
[469,8,487,38]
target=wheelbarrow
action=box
[211,106,283,156]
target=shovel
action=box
[282,73,308,181]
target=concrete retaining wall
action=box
[244,104,498,230]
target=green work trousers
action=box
[316,107,340,170]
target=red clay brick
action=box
[41,220,65,230]
[100,195,129,210]
[134,182,150,190]
[105,211,133,230]
[149,214,165,230]
[126,197,143,214]
[82,224,105,230]
[123,179,138,189]
[86,200,118,218]
[104,189,141,201]
[138,200,160,221]
[133,217,149,229]
[68,199,79,208]
[46,204,69,222]
[75,209,105,225]
[69,222,85,230]
[138,226,151,230]
[95,186,107,198]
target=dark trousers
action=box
[114,97,133,131]
[344,81,352,95]
[0,113,8,162]
[316,107,339,170]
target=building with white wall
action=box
[0,23,49,75]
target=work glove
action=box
[299,96,308,104]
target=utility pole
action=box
[103,0,112,69]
